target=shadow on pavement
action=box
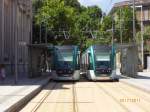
[44,82,73,90]
[136,75,150,79]
[0,73,51,86]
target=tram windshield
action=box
[95,52,111,68]
[56,49,73,69]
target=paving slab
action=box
[119,71,150,93]
[21,82,150,112]
[0,75,51,112]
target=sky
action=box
[78,0,127,13]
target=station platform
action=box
[0,74,51,112]
[118,70,150,93]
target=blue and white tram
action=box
[52,45,80,81]
[82,45,118,81]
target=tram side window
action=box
[85,55,87,69]
[86,54,89,69]
[85,56,86,69]
[84,55,86,70]
[87,54,88,68]
[87,53,91,70]
[77,53,80,69]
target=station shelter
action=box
[28,44,53,78]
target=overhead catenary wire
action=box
[106,0,113,14]
[38,0,135,41]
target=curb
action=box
[4,78,51,112]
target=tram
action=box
[82,45,118,81]
[52,45,80,81]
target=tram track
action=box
[21,81,150,112]
[53,82,78,112]
[112,82,150,112]
[21,82,79,112]
[116,82,150,103]
[94,82,130,112]
[72,82,78,112]
[72,82,76,112]
[95,82,150,112]
[30,82,57,112]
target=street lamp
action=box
[111,16,115,45]
[132,0,136,42]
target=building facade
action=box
[0,0,32,76]
[110,0,150,69]
[111,0,150,26]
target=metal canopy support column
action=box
[14,1,18,84]
[141,6,144,68]
[132,0,136,42]
[45,24,48,44]
[1,0,4,64]
[112,16,115,45]
[131,0,138,77]
[120,8,123,44]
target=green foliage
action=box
[35,0,76,30]
[136,26,150,43]
[72,6,104,51]
[33,0,141,48]
[64,0,81,9]
[136,26,150,52]
[144,26,150,40]
[114,6,140,43]
[101,16,112,31]
[33,0,111,50]
[76,6,102,31]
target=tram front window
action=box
[62,61,72,69]
[56,50,74,74]
[96,61,110,69]
[95,52,111,73]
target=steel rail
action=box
[118,82,150,102]
[114,82,150,112]
[72,82,78,112]
[31,82,57,112]
[94,82,130,112]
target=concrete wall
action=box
[120,46,138,77]
[0,0,32,76]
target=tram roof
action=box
[55,45,78,50]
[93,45,112,50]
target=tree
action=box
[136,26,150,52]
[143,26,150,40]
[33,0,112,49]
[34,0,77,44]
[114,6,140,43]
[64,0,81,9]
[72,6,102,51]
[100,15,112,44]
[36,0,75,30]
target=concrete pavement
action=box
[118,70,150,93]
[21,82,150,112]
[0,74,51,112]
[0,70,150,112]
